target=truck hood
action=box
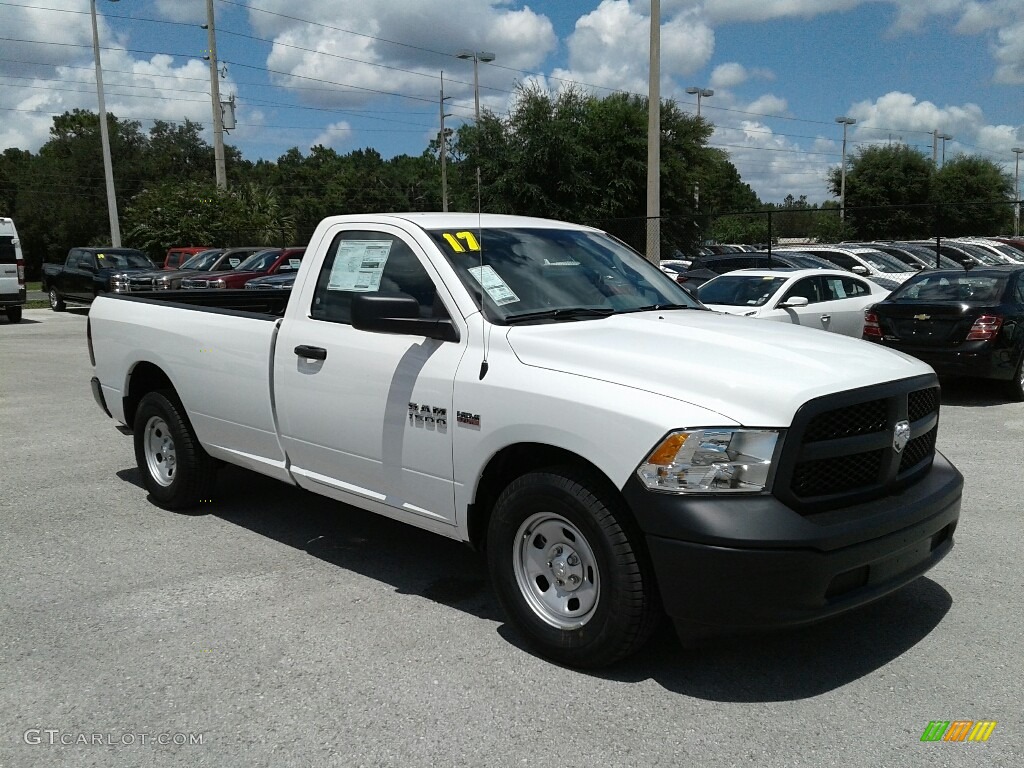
[504,310,931,426]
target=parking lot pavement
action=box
[1,307,1022,767]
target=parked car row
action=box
[42,245,305,310]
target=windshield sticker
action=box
[289,259,301,269]
[229,258,241,267]
[327,240,393,292]
[97,253,105,259]
[468,265,519,306]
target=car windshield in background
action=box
[427,227,700,323]
[697,275,788,306]
[895,245,960,269]
[776,252,834,269]
[182,250,226,271]
[857,250,911,273]
[957,244,1002,265]
[236,249,282,272]
[889,273,1008,303]
[96,250,151,268]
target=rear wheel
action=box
[133,390,217,509]
[5,306,21,323]
[487,467,660,668]
[48,288,65,312]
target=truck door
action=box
[274,226,464,527]
[66,250,91,299]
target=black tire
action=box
[1007,355,1024,402]
[133,390,217,510]
[48,288,65,312]
[487,467,660,668]
[5,306,21,323]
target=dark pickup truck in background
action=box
[41,247,155,310]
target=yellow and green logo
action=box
[921,721,996,742]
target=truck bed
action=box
[111,289,291,317]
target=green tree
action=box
[931,155,1013,236]
[828,145,933,239]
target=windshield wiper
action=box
[503,307,615,324]
[620,303,696,313]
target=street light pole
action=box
[455,50,495,120]
[685,85,713,213]
[835,116,856,222]
[937,133,952,167]
[645,0,661,264]
[89,0,121,247]
[205,0,226,189]
[1013,147,1024,238]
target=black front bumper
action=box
[622,452,962,632]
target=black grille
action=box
[900,426,937,472]
[777,375,941,513]
[908,387,940,422]
[792,450,884,497]
[803,399,887,442]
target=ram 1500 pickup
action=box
[88,213,963,667]
[42,247,154,310]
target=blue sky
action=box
[1,0,1023,203]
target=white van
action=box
[0,217,26,323]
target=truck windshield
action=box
[426,227,700,323]
[235,249,283,272]
[182,250,226,271]
[95,250,152,268]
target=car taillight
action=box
[16,258,24,285]
[965,314,1002,341]
[863,310,882,339]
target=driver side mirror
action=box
[779,296,809,308]
[851,265,869,275]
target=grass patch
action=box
[25,300,49,309]
[27,281,41,292]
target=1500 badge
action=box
[408,402,447,428]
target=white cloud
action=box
[311,121,354,150]
[993,22,1024,84]
[552,1,714,95]
[250,0,556,117]
[151,0,206,25]
[744,94,787,116]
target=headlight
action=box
[636,428,780,493]
[209,279,226,288]
[155,279,172,290]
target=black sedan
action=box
[864,266,1024,399]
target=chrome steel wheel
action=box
[143,415,177,487]
[513,511,600,629]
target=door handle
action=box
[294,344,327,360]
[820,314,831,323]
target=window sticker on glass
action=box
[468,265,520,306]
[97,253,105,259]
[289,259,301,269]
[229,258,241,267]
[327,240,393,292]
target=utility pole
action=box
[937,133,952,167]
[89,0,121,246]
[931,129,939,167]
[686,86,714,213]
[205,0,226,189]
[1013,147,1024,238]
[439,72,453,212]
[645,0,660,264]
[835,117,856,222]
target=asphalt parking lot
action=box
[2,307,1022,767]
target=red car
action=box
[180,247,305,289]
[164,246,212,270]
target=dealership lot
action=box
[1,308,1022,767]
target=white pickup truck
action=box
[88,213,963,667]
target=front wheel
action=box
[48,288,65,311]
[133,390,217,509]
[1007,355,1024,402]
[487,467,660,668]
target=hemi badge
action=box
[914,314,930,320]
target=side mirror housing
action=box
[352,292,459,342]
[779,296,809,308]
[851,265,869,275]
